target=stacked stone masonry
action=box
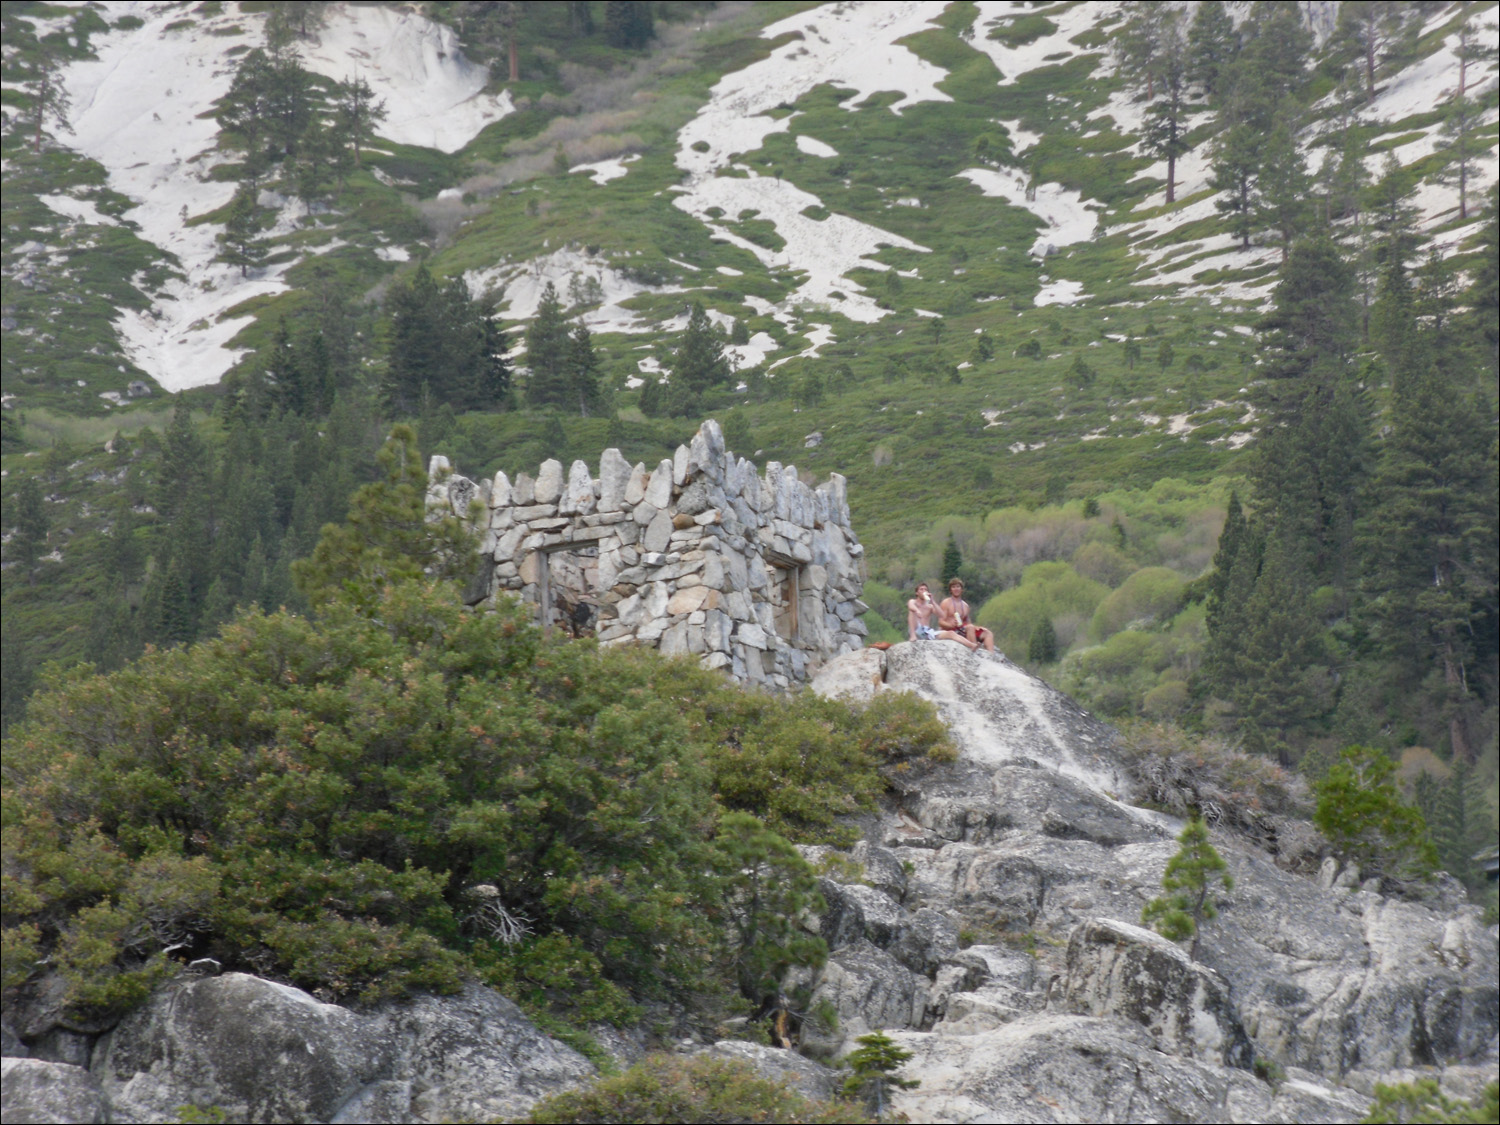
[428,420,868,689]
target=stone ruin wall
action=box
[428,420,868,688]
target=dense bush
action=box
[2,432,955,1024]
[1314,746,1438,880]
[518,1054,873,1124]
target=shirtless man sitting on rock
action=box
[939,577,996,654]
[908,581,978,651]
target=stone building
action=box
[429,420,868,688]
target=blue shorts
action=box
[915,625,938,640]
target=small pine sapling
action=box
[842,1031,919,1120]
[1141,817,1233,956]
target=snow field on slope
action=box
[465,247,689,338]
[968,0,1122,87]
[55,2,511,392]
[956,167,1102,257]
[670,1,955,330]
[296,5,514,154]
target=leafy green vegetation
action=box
[518,1054,873,1124]
[1,428,953,1033]
[1313,746,1438,881]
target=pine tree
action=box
[1211,122,1259,250]
[1333,1,1418,102]
[9,475,49,577]
[1187,1,1239,103]
[526,283,571,409]
[292,425,479,611]
[604,1,654,49]
[1141,817,1233,956]
[216,185,268,276]
[1435,92,1485,221]
[386,263,448,414]
[1027,617,1058,664]
[1252,109,1312,263]
[1455,20,1499,99]
[1231,534,1328,761]
[565,322,602,417]
[1359,256,1496,763]
[714,813,828,1007]
[673,302,729,397]
[1314,746,1437,878]
[336,74,386,166]
[1118,7,1192,203]
[842,1032,920,1118]
[942,533,963,587]
[30,48,71,155]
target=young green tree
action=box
[335,74,386,166]
[1333,1,1418,102]
[1027,617,1058,664]
[292,425,479,611]
[1314,746,1437,879]
[842,1032,920,1119]
[564,322,601,417]
[942,532,963,587]
[1141,817,1233,955]
[525,283,571,409]
[673,301,730,397]
[8,475,50,578]
[29,48,71,155]
[1118,7,1192,203]
[1187,1,1239,103]
[1252,110,1312,262]
[1435,92,1485,221]
[215,185,268,277]
[714,813,828,1008]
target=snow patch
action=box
[958,167,1103,257]
[1034,279,1087,306]
[297,5,514,154]
[466,246,688,335]
[38,194,119,227]
[570,153,640,185]
[795,134,839,158]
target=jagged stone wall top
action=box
[429,420,867,688]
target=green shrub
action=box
[1089,566,1186,641]
[976,561,1108,658]
[1362,1078,1499,1124]
[1314,746,1438,880]
[518,1054,873,1123]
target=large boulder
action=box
[90,974,592,1124]
[886,1014,1370,1125]
[1063,917,1253,1069]
[1,1058,106,1125]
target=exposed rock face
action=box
[1,1058,106,1124]
[1063,917,1252,1069]
[806,641,1499,1123]
[431,419,867,688]
[89,974,592,1124]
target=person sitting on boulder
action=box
[939,577,995,654]
[909,581,978,651]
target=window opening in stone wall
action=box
[537,545,603,638]
[769,560,800,643]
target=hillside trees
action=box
[1118,7,1192,203]
[667,301,730,416]
[1332,1,1420,102]
[385,264,510,414]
